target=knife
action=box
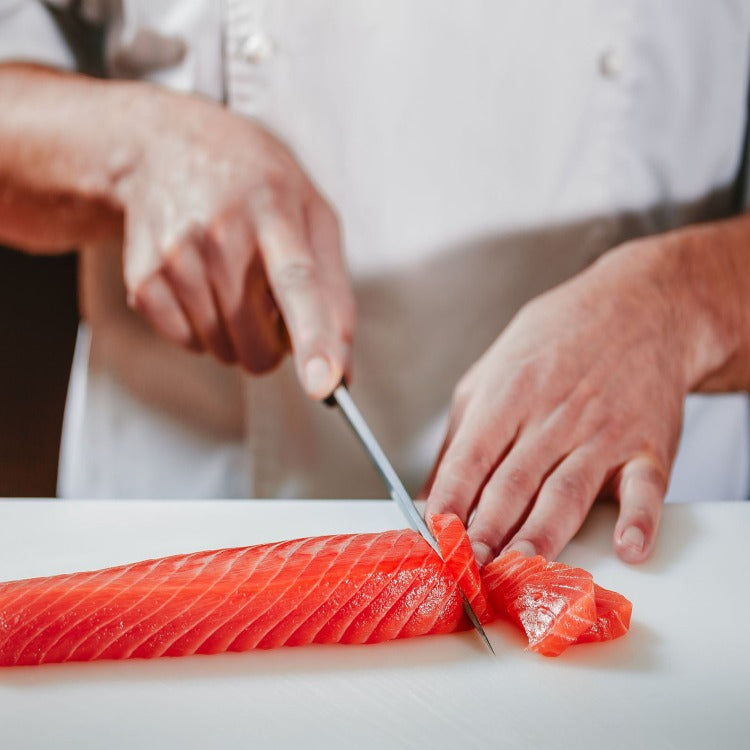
[325,382,494,654]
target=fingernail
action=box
[304,356,333,398]
[619,526,645,555]
[471,541,493,567]
[505,540,536,558]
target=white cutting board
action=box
[0,499,748,750]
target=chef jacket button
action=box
[599,48,623,79]
[240,32,274,63]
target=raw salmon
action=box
[0,524,476,667]
[482,551,597,657]
[0,513,630,666]
[575,584,633,644]
[428,513,494,625]
[481,551,633,656]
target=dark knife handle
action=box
[322,378,347,407]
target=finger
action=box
[123,217,159,301]
[306,196,356,377]
[424,399,519,534]
[131,272,200,351]
[201,216,287,373]
[501,445,609,561]
[421,368,484,503]
[420,403,465,504]
[162,238,236,364]
[466,434,567,566]
[466,412,586,563]
[613,455,666,564]
[256,193,344,399]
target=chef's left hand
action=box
[423,231,727,566]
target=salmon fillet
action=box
[0,526,473,666]
[0,514,630,666]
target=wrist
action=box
[667,226,737,391]
[672,214,750,392]
[595,224,739,393]
[94,79,154,210]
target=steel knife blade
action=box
[325,382,494,654]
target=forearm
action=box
[0,63,138,252]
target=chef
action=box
[1,1,749,567]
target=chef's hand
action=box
[424,229,732,566]
[116,87,354,399]
[1,64,353,399]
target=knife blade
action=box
[325,382,494,654]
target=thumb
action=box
[613,455,667,564]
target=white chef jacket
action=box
[2,0,750,501]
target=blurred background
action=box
[0,246,77,496]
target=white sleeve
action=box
[0,0,75,69]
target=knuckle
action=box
[638,460,668,492]
[561,383,598,423]
[452,375,474,409]
[548,470,590,513]
[625,456,668,496]
[454,439,495,479]
[497,465,536,500]
[602,412,628,442]
[432,444,491,504]
[258,160,306,208]
[504,365,534,404]
[253,178,289,218]
[163,253,199,294]
[261,165,290,199]
[274,259,317,290]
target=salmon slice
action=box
[428,514,494,625]
[0,521,476,667]
[482,551,597,657]
[575,584,633,644]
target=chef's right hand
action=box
[116,85,355,399]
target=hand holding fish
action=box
[424,216,750,565]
